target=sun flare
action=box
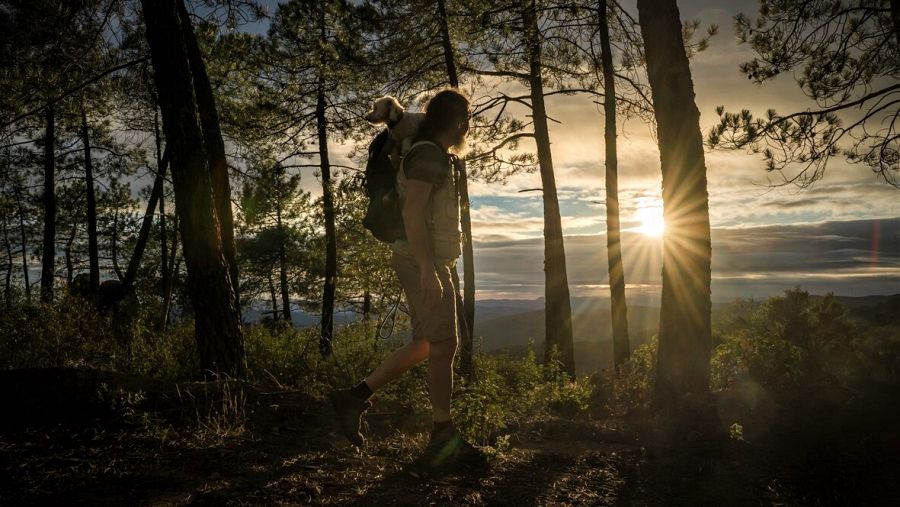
[634,205,665,238]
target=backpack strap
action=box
[401,140,450,186]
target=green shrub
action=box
[607,336,657,416]
[452,344,594,444]
[711,329,806,391]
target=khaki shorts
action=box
[391,250,458,343]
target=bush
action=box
[452,344,594,444]
[711,329,807,391]
[710,288,900,402]
[604,336,657,417]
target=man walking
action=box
[329,89,481,469]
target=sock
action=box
[432,419,453,436]
[349,380,373,401]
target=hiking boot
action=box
[328,389,371,446]
[417,426,487,470]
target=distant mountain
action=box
[242,307,357,326]
[472,304,661,375]
[471,292,900,375]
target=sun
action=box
[634,204,666,237]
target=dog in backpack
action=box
[364,96,424,160]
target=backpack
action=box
[362,129,406,242]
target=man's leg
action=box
[330,339,428,446]
[427,336,458,424]
[365,338,430,391]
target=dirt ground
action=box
[1,369,898,506]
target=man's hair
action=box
[416,88,470,142]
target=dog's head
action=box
[365,96,404,125]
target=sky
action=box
[245,0,900,301]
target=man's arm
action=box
[402,179,442,308]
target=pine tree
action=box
[637,0,713,418]
[141,0,245,377]
[708,0,900,187]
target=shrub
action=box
[606,336,657,417]
[452,343,594,444]
[710,329,807,391]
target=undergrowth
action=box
[1,288,897,444]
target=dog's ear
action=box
[388,98,404,123]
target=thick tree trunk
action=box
[276,204,291,324]
[437,0,476,379]
[522,0,575,378]
[599,0,630,371]
[142,0,245,377]
[40,105,56,303]
[14,184,31,303]
[123,152,168,289]
[81,108,100,292]
[637,0,713,412]
[176,0,240,312]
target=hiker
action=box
[329,88,482,469]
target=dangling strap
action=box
[376,289,403,340]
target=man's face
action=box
[450,112,470,154]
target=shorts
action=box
[391,250,458,343]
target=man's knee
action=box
[429,335,457,358]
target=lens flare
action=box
[634,204,666,237]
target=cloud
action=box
[467,217,900,301]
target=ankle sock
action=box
[350,380,373,401]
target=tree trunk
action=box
[3,213,12,307]
[268,270,279,321]
[598,0,630,371]
[142,0,245,377]
[156,111,169,301]
[890,0,900,47]
[111,208,123,280]
[177,0,240,312]
[81,108,100,292]
[276,201,291,324]
[317,87,337,356]
[123,151,168,289]
[14,183,31,303]
[317,4,337,357]
[436,0,459,87]
[437,0,476,379]
[362,289,371,321]
[161,214,179,330]
[64,224,76,285]
[40,105,56,303]
[637,0,713,413]
[522,0,575,378]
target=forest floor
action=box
[1,368,898,506]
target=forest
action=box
[1,0,898,505]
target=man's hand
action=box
[420,267,443,308]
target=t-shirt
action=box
[403,142,449,184]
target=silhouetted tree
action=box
[637,0,713,414]
[141,0,245,377]
[708,0,900,187]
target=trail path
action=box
[1,369,896,505]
